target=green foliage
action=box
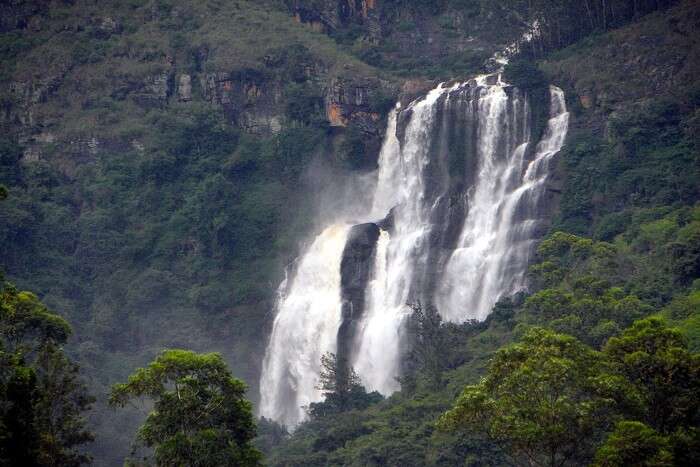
[441,319,700,466]
[403,303,452,391]
[110,349,262,466]
[337,123,375,170]
[661,290,700,351]
[500,0,678,54]
[504,58,548,92]
[548,14,700,240]
[0,279,94,466]
[284,82,327,126]
[270,209,700,465]
[264,43,316,83]
[0,0,697,464]
[0,98,319,460]
[603,318,700,433]
[0,286,71,350]
[253,417,288,457]
[525,232,661,347]
[439,328,610,466]
[0,351,40,466]
[308,352,382,419]
[537,206,700,308]
[593,421,673,467]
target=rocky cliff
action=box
[0,0,404,175]
[337,222,381,368]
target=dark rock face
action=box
[287,0,381,40]
[336,222,380,366]
[0,0,47,33]
[376,207,394,232]
[200,70,284,134]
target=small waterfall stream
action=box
[260,75,570,427]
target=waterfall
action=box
[259,224,350,428]
[259,76,570,427]
[436,84,572,321]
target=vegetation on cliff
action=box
[1,0,698,465]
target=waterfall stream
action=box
[260,75,570,427]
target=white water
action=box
[352,85,453,394]
[437,85,569,321]
[352,229,398,393]
[258,224,350,428]
[259,77,569,427]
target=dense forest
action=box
[1,0,698,466]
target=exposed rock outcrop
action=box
[289,0,381,41]
[177,74,192,101]
[336,222,380,368]
[200,71,285,134]
[325,77,381,131]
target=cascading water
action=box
[259,75,570,427]
[258,224,350,428]
[437,84,570,321]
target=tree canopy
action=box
[0,277,94,466]
[438,327,612,466]
[109,349,262,466]
[439,319,700,466]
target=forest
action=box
[1,0,698,465]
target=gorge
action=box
[260,75,570,427]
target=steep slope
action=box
[0,0,696,465]
[0,1,531,463]
[0,1,397,463]
[263,1,700,464]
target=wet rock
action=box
[398,79,435,107]
[376,207,395,232]
[579,94,594,109]
[336,222,380,365]
[201,72,233,105]
[201,71,285,135]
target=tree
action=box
[602,318,700,434]
[309,352,382,418]
[316,352,362,398]
[438,328,612,466]
[0,279,94,466]
[33,343,95,466]
[593,421,673,467]
[109,349,262,466]
[597,318,700,466]
[253,417,288,456]
[404,302,449,390]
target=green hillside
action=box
[1,0,698,465]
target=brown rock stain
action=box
[362,0,377,18]
[327,103,347,126]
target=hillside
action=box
[0,1,527,463]
[0,0,698,466]
[262,1,700,464]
